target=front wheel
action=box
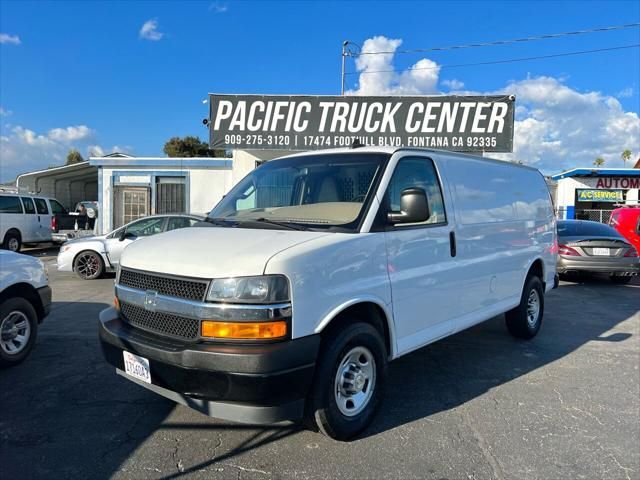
[305,322,387,440]
[73,250,104,280]
[2,231,21,252]
[0,297,38,367]
[505,275,544,339]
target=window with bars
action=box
[156,177,186,214]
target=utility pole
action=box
[341,40,348,95]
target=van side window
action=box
[385,157,446,225]
[34,198,49,215]
[21,197,36,214]
[49,199,66,214]
[0,196,24,214]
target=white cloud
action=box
[0,106,12,117]
[48,125,93,142]
[0,124,99,182]
[441,79,465,91]
[616,87,634,98]
[0,33,21,45]
[347,36,439,96]
[209,2,228,13]
[345,35,640,172]
[139,19,164,41]
[88,144,131,157]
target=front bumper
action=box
[37,285,52,319]
[99,307,320,424]
[557,256,640,275]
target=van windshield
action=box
[209,153,388,231]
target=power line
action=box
[351,23,640,56]
[345,44,640,76]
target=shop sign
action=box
[577,189,624,202]
[208,94,515,152]
[595,177,640,189]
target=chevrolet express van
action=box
[99,147,557,440]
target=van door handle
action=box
[449,231,457,257]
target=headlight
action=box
[206,275,289,304]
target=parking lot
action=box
[1,247,638,480]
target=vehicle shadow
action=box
[359,279,639,439]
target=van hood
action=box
[120,225,332,279]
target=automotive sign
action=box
[577,189,624,202]
[208,94,515,152]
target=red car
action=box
[609,206,640,252]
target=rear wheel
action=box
[2,231,21,252]
[610,275,632,285]
[73,250,104,280]
[305,322,387,440]
[0,297,38,368]
[505,275,544,339]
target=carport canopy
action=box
[16,161,98,210]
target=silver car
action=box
[557,220,639,284]
[57,214,204,280]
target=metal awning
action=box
[16,161,98,209]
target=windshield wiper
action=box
[203,217,235,227]
[251,218,309,231]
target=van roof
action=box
[274,147,540,172]
[0,192,57,199]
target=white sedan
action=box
[57,214,204,280]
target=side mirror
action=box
[387,188,430,225]
[118,230,136,241]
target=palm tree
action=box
[593,157,605,167]
[621,149,632,167]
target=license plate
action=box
[592,248,610,256]
[123,351,151,384]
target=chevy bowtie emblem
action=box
[143,290,158,312]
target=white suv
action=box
[0,193,67,252]
[0,250,51,367]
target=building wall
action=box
[556,176,639,219]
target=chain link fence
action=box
[576,209,614,223]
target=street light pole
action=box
[341,40,348,95]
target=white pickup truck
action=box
[0,250,51,366]
[99,147,557,439]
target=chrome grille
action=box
[119,268,208,301]
[120,301,200,340]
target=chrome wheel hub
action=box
[527,289,540,327]
[334,346,376,417]
[7,238,19,251]
[1,311,31,355]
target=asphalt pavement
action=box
[1,247,639,480]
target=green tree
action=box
[162,136,226,158]
[593,157,605,167]
[621,149,632,167]
[66,149,84,165]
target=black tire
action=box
[305,322,387,441]
[0,297,38,368]
[2,230,21,252]
[505,275,544,339]
[610,275,632,285]
[73,250,104,280]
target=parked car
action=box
[609,206,640,252]
[557,219,639,284]
[57,214,204,280]
[98,147,558,440]
[0,250,51,367]
[0,192,68,252]
[51,200,99,243]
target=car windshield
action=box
[208,153,388,230]
[558,221,622,238]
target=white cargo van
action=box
[0,193,66,252]
[99,147,557,440]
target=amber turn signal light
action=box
[201,321,287,339]
[114,296,120,310]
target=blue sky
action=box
[1,0,639,182]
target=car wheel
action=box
[73,250,104,280]
[2,231,21,252]
[305,322,387,440]
[0,297,38,368]
[505,275,544,339]
[610,275,632,285]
